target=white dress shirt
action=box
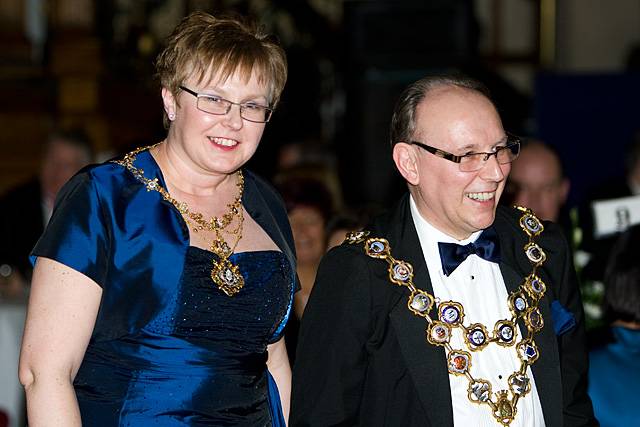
[409,196,545,427]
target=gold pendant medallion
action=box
[211,257,244,296]
[494,391,517,426]
[114,143,246,297]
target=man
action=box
[290,76,596,426]
[506,140,570,223]
[0,129,93,295]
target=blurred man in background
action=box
[506,140,570,223]
[0,128,92,298]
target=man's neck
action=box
[409,194,480,244]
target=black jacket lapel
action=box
[379,196,454,427]
[385,201,564,426]
[494,207,563,426]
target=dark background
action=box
[1,0,639,211]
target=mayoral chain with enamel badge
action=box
[345,207,547,426]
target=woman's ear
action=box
[161,87,177,121]
[392,143,420,186]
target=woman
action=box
[19,12,295,426]
[276,175,333,320]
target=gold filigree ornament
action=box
[389,260,414,285]
[438,301,465,326]
[508,372,531,397]
[427,321,452,346]
[494,391,517,426]
[364,238,390,259]
[464,323,491,351]
[210,257,244,296]
[494,320,518,346]
[408,290,434,317]
[516,206,544,238]
[468,379,492,403]
[345,230,370,244]
[114,143,245,296]
[349,207,548,426]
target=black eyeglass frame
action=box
[408,133,521,170]
[178,85,274,123]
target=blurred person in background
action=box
[325,207,375,251]
[276,173,333,364]
[588,224,640,427]
[579,133,640,283]
[276,174,333,320]
[0,129,93,299]
[573,133,640,332]
[325,210,362,251]
[505,140,570,224]
[19,12,296,426]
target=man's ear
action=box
[393,142,420,186]
[161,87,177,120]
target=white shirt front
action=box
[409,196,545,427]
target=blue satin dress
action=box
[31,151,296,426]
[73,248,291,426]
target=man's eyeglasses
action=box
[409,134,521,172]
[179,86,273,123]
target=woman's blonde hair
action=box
[156,11,288,127]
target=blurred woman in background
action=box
[277,175,333,320]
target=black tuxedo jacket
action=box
[290,195,597,426]
[0,178,45,281]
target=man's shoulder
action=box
[320,230,397,283]
[324,233,374,262]
[322,201,413,284]
[495,204,566,242]
[316,235,406,315]
[495,204,526,228]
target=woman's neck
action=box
[152,140,234,197]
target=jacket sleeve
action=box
[290,245,374,426]
[30,171,111,288]
[550,224,599,426]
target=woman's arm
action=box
[19,257,102,427]
[267,336,291,424]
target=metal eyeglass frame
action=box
[179,85,273,123]
[408,133,521,171]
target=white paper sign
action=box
[591,195,640,239]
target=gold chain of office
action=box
[113,143,246,297]
[345,207,547,426]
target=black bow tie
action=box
[437,227,501,276]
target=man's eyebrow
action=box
[459,143,477,151]
[460,135,509,152]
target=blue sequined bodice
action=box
[74,249,293,426]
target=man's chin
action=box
[469,213,497,232]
